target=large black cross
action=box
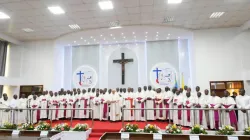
[113,53,133,85]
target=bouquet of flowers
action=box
[190,124,207,134]
[72,123,89,131]
[165,124,182,134]
[36,121,51,131]
[20,123,35,130]
[121,123,139,132]
[54,123,70,131]
[143,124,160,133]
[1,122,17,129]
[216,125,235,135]
[243,127,250,135]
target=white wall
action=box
[193,28,250,94]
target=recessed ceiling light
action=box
[168,34,170,36]
[178,37,180,39]
[84,40,86,42]
[123,36,126,38]
[74,41,76,43]
[69,24,80,29]
[0,12,10,19]
[163,16,174,23]
[100,35,103,36]
[116,41,118,43]
[156,34,158,36]
[156,32,159,34]
[121,33,124,35]
[166,37,169,39]
[145,32,148,34]
[22,28,34,32]
[90,36,93,38]
[145,36,147,38]
[133,32,135,34]
[210,12,225,18]
[134,36,136,38]
[48,6,65,15]
[94,39,96,41]
[136,44,138,46]
[110,34,112,36]
[145,39,147,41]
[104,38,106,40]
[99,0,113,10]
[168,0,182,4]
[80,37,83,39]
[156,38,158,40]
[88,42,90,44]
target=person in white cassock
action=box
[236,89,250,131]
[221,91,237,128]
[163,87,173,120]
[66,91,75,118]
[123,88,135,121]
[89,88,96,118]
[59,91,67,119]
[134,87,145,121]
[9,95,19,124]
[74,89,81,118]
[203,89,210,127]
[79,89,89,119]
[145,86,155,120]
[39,92,48,119]
[48,91,54,120]
[183,88,195,127]
[208,91,221,129]
[29,95,40,123]
[109,90,121,121]
[92,91,101,120]
[194,92,207,129]
[0,94,10,125]
[173,90,183,125]
[18,94,28,124]
[155,88,164,120]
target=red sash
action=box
[101,99,108,118]
[126,97,134,116]
[223,104,237,125]
[90,96,94,100]
[197,104,203,124]
[174,99,182,120]
[42,99,46,101]
[137,97,144,117]
[164,99,170,118]
[155,98,163,117]
[210,104,219,129]
[186,101,191,122]
[32,105,37,108]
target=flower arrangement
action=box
[243,127,250,135]
[143,124,160,133]
[165,124,182,134]
[216,125,235,135]
[72,123,89,131]
[190,124,207,134]
[20,123,35,130]
[54,123,70,131]
[36,121,51,131]
[1,122,17,129]
[121,123,139,132]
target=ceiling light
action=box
[156,34,158,36]
[168,34,170,36]
[90,36,93,38]
[145,36,147,38]
[166,37,169,39]
[145,32,148,34]
[100,35,103,36]
[84,40,86,42]
[22,28,34,32]
[99,0,113,10]
[116,41,118,43]
[69,24,80,29]
[94,39,96,41]
[178,37,180,39]
[0,12,10,19]
[113,37,115,39]
[104,38,106,40]
[123,36,126,38]
[156,38,158,40]
[157,32,159,34]
[210,12,225,18]
[168,0,182,4]
[163,16,174,23]
[133,32,135,34]
[81,37,83,39]
[134,36,136,38]
[110,34,112,36]
[88,42,90,44]
[121,33,124,35]
[74,41,76,43]
[48,6,65,15]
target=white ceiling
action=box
[0,0,250,41]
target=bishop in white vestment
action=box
[208,91,221,129]
[93,92,101,120]
[221,91,237,128]
[145,86,155,120]
[236,89,250,130]
[18,94,28,124]
[183,89,195,127]
[9,95,19,124]
[0,94,10,125]
[134,87,145,121]
[110,90,121,121]
[155,88,164,120]
[66,92,75,118]
[163,87,173,120]
[123,88,135,121]
[194,92,207,129]
[59,92,67,119]
[29,95,40,123]
[173,90,183,125]
[39,93,48,119]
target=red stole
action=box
[101,99,108,118]
[186,100,191,122]
[210,104,219,129]
[62,99,67,117]
[81,97,88,115]
[197,104,203,124]
[137,97,144,117]
[174,99,182,120]
[164,99,170,117]
[126,97,134,116]
[53,100,59,118]
[222,104,237,125]
[155,98,163,117]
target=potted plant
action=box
[190,124,207,134]
[216,125,235,135]
[143,124,160,133]
[165,124,182,134]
